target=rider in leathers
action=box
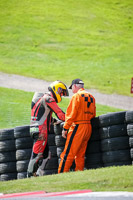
[27,81,69,177]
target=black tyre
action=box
[90,128,100,141]
[104,161,131,167]
[102,149,131,164]
[44,157,58,170]
[15,137,33,150]
[49,146,57,157]
[0,151,16,163]
[85,164,103,169]
[86,141,101,155]
[57,146,64,157]
[129,137,133,148]
[14,125,30,138]
[125,111,133,123]
[0,173,17,181]
[0,128,14,141]
[16,160,29,172]
[48,134,55,146]
[130,148,133,160]
[60,122,64,130]
[54,124,62,135]
[16,149,32,161]
[85,153,102,166]
[0,162,16,173]
[101,136,129,152]
[91,117,100,129]
[55,135,66,147]
[0,140,15,152]
[99,111,126,127]
[99,124,127,139]
[43,169,58,175]
[17,172,27,179]
[127,124,133,136]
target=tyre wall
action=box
[99,111,132,167]
[0,111,133,181]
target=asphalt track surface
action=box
[0,190,133,200]
[0,72,133,110]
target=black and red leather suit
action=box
[27,92,65,175]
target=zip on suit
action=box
[58,88,96,173]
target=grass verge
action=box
[0,0,133,96]
[0,166,133,194]
[0,87,124,129]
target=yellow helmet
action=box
[48,80,69,103]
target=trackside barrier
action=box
[0,111,133,181]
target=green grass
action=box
[0,166,133,194]
[0,87,33,129]
[0,87,123,129]
[0,0,133,96]
[0,0,132,193]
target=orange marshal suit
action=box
[58,88,96,173]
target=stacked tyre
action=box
[54,123,66,169]
[126,111,133,164]
[43,124,58,175]
[85,117,103,169]
[0,128,17,181]
[99,111,132,167]
[14,126,33,179]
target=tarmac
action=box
[0,72,133,111]
[0,190,133,200]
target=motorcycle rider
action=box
[27,80,69,177]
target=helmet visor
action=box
[62,88,69,96]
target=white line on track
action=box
[66,192,133,198]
